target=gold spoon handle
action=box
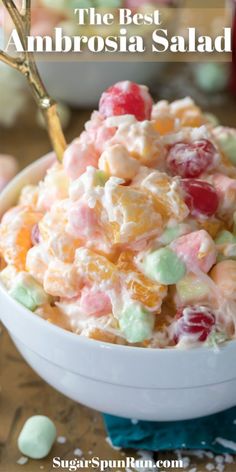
[0,0,67,162]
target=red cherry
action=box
[99,81,153,121]
[174,306,216,343]
[181,179,219,217]
[167,140,217,178]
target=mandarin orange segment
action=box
[44,261,80,298]
[88,328,126,345]
[75,247,118,285]
[48,234,81,263]
[118,251,167,311]
[180,113,206,128]
[39,202,68,241]
[39,201,82,263]
[0,206,42,269]
[102,184,163,244]
[139,171,188,222]
[173,103,206,128]
[117,250,135,271]
[126,273,167,311]
[36,304,72,331]
[0,226,31,269]
[153,115,176,135]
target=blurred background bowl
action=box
[37,60,165,107]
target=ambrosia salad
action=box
[1,81,236,349]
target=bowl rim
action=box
[2,280,236,359]
[1,153,236,356]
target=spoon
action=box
[0,0,67,162]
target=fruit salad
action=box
[1,81,236,349]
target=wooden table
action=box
[1,88,236,472]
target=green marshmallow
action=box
[176,274,210,305]
[94,170,109,187]
[194,63,229,94]
[10,273,49,311]
[119,303,155,343]
[143,247,186,285]
[18,415,57,459]
[159,227,181,245]
[159,224,191,245]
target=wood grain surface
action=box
[1,79,236,472]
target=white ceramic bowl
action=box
[1,154,236,421]
[37,61,165,108]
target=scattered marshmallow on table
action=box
[18,415,57,459]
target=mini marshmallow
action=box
[211,173,236,220]
[99,144,140,180]
[143,247,186,285]
[10,272,49,311]
[119,302,155,343]
[176,273,212,305]
[171,230,217,274]
[64,140,99,180]
[211,260,236,298]
[18,415,57,459]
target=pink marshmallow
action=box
[211,173,236,219]
[63,140,99,180]
[94,125,117,153]
[80,287,112,317]
[171,229,217,274]
[82,111,116,153]
[67,202,98,239]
